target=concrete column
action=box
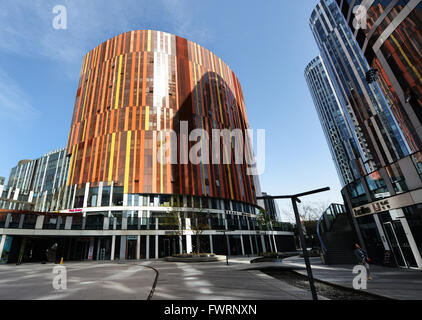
[18,215,24,229]
[186,218,192,254]
[96,238,101,260]
[179,236,183,254]
[110,235,115,261]
[240,235,245,256]
[122,217,128,230]
[272,235,278,253]
[268,235,274,253]
[83,182,90,208]
[103,217,109,230]
[261,235,266,253]
[249,235,254,255]
[97,181,103,207]
[155,235,159,259]
[186,235,192,254]
[71,184,77,209]
[373,214,390,250]
[146,236,150,259]
[35,216,44,229]
[209,235,214,254]
[120,236,127,260]
[136,235,141,260]
[88,238,95,260]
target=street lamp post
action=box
[257,186,330,301]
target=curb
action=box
[143,265,159,300]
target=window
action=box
[87,187,99,207]
[386,163,408,194]
[112,187,124,206]
[412,152,422,179]
[365,171,390,201]
[346,180,368,207]
[101,186,111,206]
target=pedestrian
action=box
[354,243,373,280]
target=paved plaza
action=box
[1,256,421,300]
[0,258,315,300]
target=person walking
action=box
[354,243,373,280]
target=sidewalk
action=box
[280,256,422,300]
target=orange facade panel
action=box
[67,30,257,205]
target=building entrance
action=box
[383,221,418,268]
[163,238,177,257]
[126,240,137,260]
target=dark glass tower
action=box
[305,56,358,187]
[309,0,422,269]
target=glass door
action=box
[383,221,418,268]
[391,220,418,268]
[383,222,407,268]
[164,239,171,257]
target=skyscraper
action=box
[305,56,357,187]
[5,148,70,212]
[336,0,422,154]
[309,0,422,269]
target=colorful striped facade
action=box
[66,30,258,205]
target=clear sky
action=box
[0,0,343,221]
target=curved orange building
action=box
[0,31,296,262]
[66,30,258,205]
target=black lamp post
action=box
[257,187,330,301]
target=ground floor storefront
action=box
[350,204,422,269]
[0,232,296,264]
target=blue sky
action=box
[0,0,343,220]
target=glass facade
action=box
[305,56,359,186]
[336,0,422,154]
[310,1,422,268]
[310,0,409,178]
